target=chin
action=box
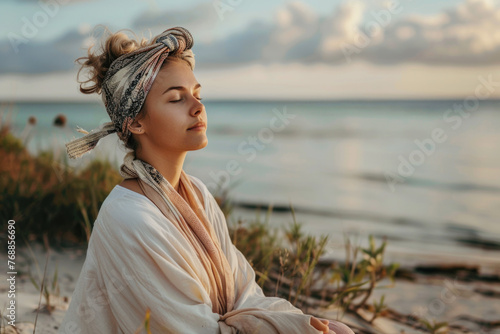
[189,138,208,151]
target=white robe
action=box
[58,175,334,334]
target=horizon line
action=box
[2,97,500,104]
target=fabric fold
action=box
[117,152,328,333]
[58,170,353,333]
[119,151,235,315]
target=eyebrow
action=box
[162,83,202,95]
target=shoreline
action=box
[229,206,500,271]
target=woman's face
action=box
[133,58,207,154]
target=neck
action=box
[136,149,187,192]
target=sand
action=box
[1,242,499,334]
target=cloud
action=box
[318,0,366,61]
[0,0,499,75]
[190,1,320,67]
[0,2,236,74]
[194,0,500,67]
[0,28,87,73]
[356,0,500,66]
[261,1,318,61]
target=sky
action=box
[0,0,499,101]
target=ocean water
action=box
[4,100,500,266]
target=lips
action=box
[188,122,206,130]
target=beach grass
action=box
[0,114,122,246]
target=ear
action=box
[128,117,146,135]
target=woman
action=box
[60,26,355,334]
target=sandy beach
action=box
[1,241,499,334]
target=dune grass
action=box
[0,116,122,246]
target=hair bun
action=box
[77,27,196,96]
[76,29,149,95]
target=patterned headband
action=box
[65,26,194,159]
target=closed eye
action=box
[170,97,203,103]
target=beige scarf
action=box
[119,151,235,315]
[119,152,330,333]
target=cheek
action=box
[150,110,186,138]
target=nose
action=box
[190,97,204,116]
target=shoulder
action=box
[95,186,167,236]
[118,178,145,196]
[101,185,158,215]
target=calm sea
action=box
[4,100,500,266]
